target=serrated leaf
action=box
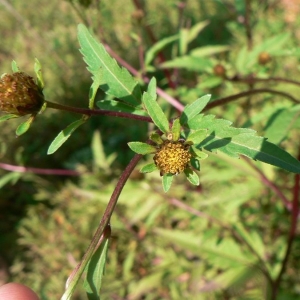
[184,168,200,185]
[142,79,169,133]
[128,142,156,155]
[83,236,109,300]
[96,100,147,116]
[0,114,18,122]
[140,163,158,173]
[188,114,300,173]
[47,118,86,155]
[186,129,207,144]
[145,34,178,66]
[77,24,141,107]
[11,60,19,72]
[162,173,173,192]
[180,94,211,125]
[16,115,35,136]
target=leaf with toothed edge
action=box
[77,24,142,107]
[188,114,300,174]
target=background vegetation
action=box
[1,0,300,299]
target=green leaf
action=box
[185,129,207,144]
[77,24,141,107]
[128,142,156,155]
[83,236,109,300]
[184,168,200,185]
[145,34,179,66]
[0,114,18,122]
[171,119,181,141]
[188,114,300,173]
[88,68,102,109]
[162,173,173,192]
[160,56,212,71]
[34,58,44,90]
[47,118,87,155]
[190,45,229,57]
[187,20,209,44]
[140,162,158,173]
[11,60,20,72]
[16,115,35,136]
[190,146,208,160]
[142,78,169,133]
[179,28,189,55]
[180,94,211,125]
[96,100,147,116]
[149,132,163,145]
[264,105,300,144]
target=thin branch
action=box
[244,0,253,50]
[229,75,300,88]
[45,100,153,122]
[270,150,300,299]
[204,88,300,112]
[131,0,177,89]
[0,162,80,176]
[242,157,292,211]
[64,153,142,297]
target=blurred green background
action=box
[1,0,300,299]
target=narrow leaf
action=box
[171,119,181,141]
[162,173,173,192]
[34,58,44,90]
[145,34,178,66]
[0,114,18,122]
[128,142,156,155]
[190,146,209,160]
[187,20,209,44]
[184,168,200,185]
[11,60,20,72]
[16,115,35,136]
[140,162,158,173]
[190,45,229,57]
[180,94,211,125]
[47,118,86,155]
[78,24,141,107]
[142,79,169,133]
[160,56,212,71]
[83,236,109,300]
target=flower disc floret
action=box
[153,140,191,175]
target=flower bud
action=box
[0,72,44,116]
[258,52,271,65]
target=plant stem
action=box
[229,75,300,88]
[244,0,253,50]
[243,158,292,211]
[204,88,300,112]
[45,100,152,123]
[63,153,142,299]
[270,151,300,300]
[0,162,80,176]
[131,0,177,89]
